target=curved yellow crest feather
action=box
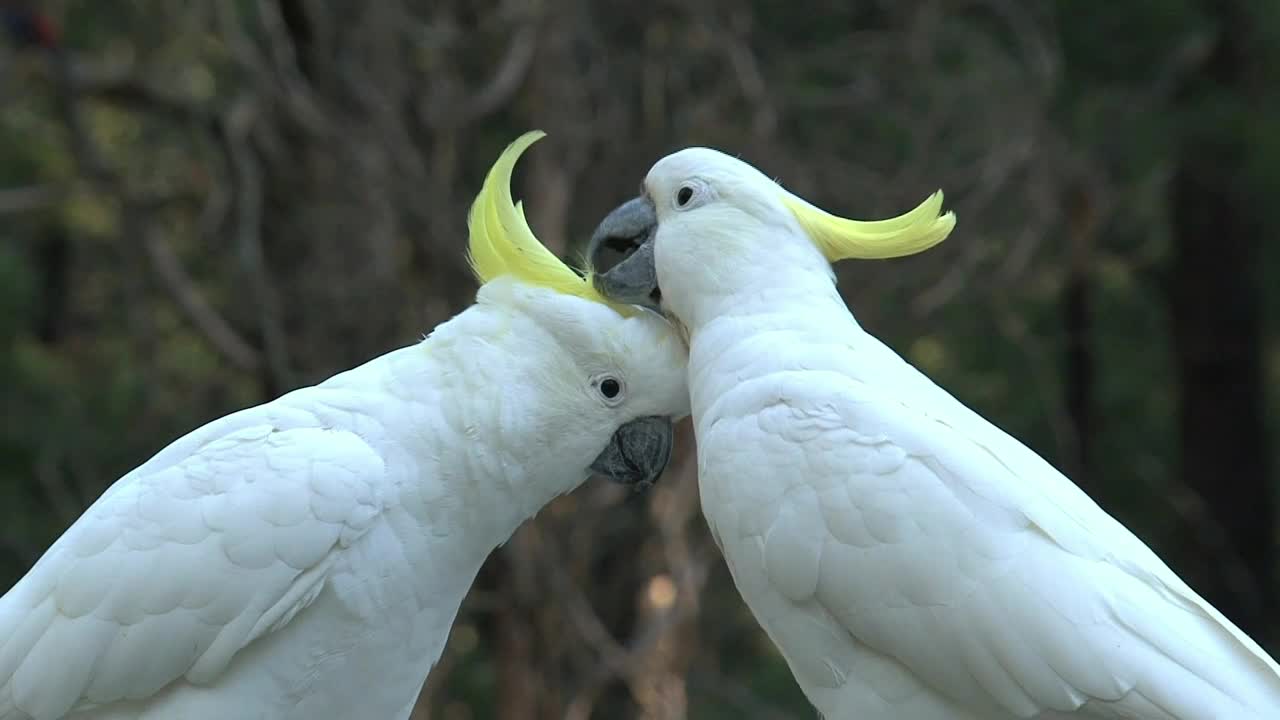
[781,190,956,262]
[467,131,616,307]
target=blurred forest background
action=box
[1,0,1278,718]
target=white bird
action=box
[584,147,1280,719]
[0,131,689,720]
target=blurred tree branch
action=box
[0,184,63,214]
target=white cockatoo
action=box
[584,148,1280,719]
[0,131,689,720]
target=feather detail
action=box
[781,189,956,262]
[466,131,632,314]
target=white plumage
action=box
[588,146,1280,719]
[0,134,689,720]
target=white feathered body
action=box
[688,276,1280,719]
[0,283,613,720]
[589,144,1280,719]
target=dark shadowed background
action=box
[1,1,1278,717]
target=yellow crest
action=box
[467,131,617,308]
[781,189,956,262]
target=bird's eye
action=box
[592,374,625,405]
[676,185,694,207]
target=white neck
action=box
[678,261,925,427]
[292,302,592,583]
[678,257,987,449]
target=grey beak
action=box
[587,196,661,310]
[590,415,674,490]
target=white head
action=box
[585,147,955,329]
[461,132,690,489]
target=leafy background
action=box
[1,1,1277,717]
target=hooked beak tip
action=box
[590,415,674,490]
[588,196,661,309]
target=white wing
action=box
[704,373,1280,719]
[0,409,385,720]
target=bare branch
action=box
[62,60,212,126]
[221,95,294,388]
[142,228,262,371]
[0,184,64,214]
[417,19,538,130]
[35,451,84,525]
[456,22,538,124]
[688,668,803,720]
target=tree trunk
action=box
[1063,183,1096,490]
[34,227,70,344]
[1168,2,1272,643]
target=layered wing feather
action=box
[0,410,386,720]
[704,371,1280,719]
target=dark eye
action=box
[600,378,622,399]
[676,185,694,207]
